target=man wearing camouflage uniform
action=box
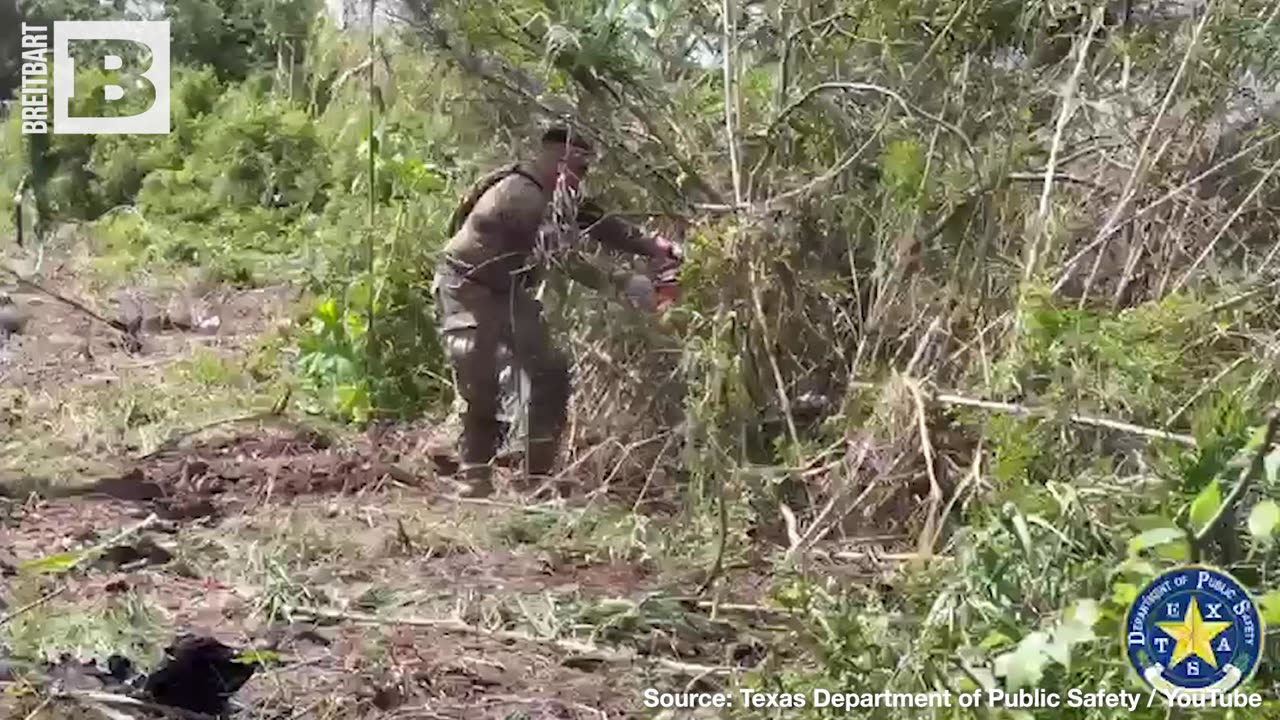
[434,126,681,497]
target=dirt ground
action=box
[0,240,828,719]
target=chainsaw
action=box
[630,235,682,313]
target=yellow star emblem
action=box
[1156,596,1232,668]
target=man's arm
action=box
[577,199,664,257]
[557,249,632,293]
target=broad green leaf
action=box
[1111,583,1139,607]
[1065,599,1100,629]
[994,631,1050,690]
[1258,590,1280,626]
[1004,504,1034,558]
[1249,500,1280,540]
[20,551,81,575]
[980,629,1014,650]
[1045,600,1100,670]
[1189,479,1223,533]
[1127,527,1184,556]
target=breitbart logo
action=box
[19,20,170,135]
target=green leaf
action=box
[1065,599,1100,629]
[980,630,1014,650]
[1111,583,1139,607]
[1127,527,1184,556]
[1249,500,1280,540]
[1044,600,1099,671]
[994,631,1050,690]
[1004,504,1034,558]
[233,649,283,665]
[1189,479,1223,533]
[20,551,81,575]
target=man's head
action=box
[534,126,594,192]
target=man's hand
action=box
[621,273,658,312]
[651,234,682,263]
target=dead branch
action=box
[1,514,159,630]
[769,81,981,180]
[0,586,68,628]
[0,263,134,336]
[284,606,734,677]
[56,690,217,720]
[845,380,1198,446]
[720,0,743,206]
[1026,6,1105,282]
[906,378,944,559]
[1053,126,1280,291]
[932,391,1198,446]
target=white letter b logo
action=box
[52,21,170,134]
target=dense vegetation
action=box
[6,0,1280,717]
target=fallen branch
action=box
[907,378,944,560]
[2,514,159,628]
[0,585,67,628]
[818,549,951,563]
[284,606,734,677]
[56,690,217,720]
[0,263,134,337]
[931,391,1198,447]
[783,440,875,564]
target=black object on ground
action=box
[143,635,259,715]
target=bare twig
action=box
[1076,1,1216,305]
[932,437,984,552]
[784,440,875,563]
[906,378,944,559]
[284,606,734,677]
[20,695,53,720]
[1053,2,1220,296]
[1025,6,1104,282]
[720,0,743,206]
[934,391,1197,446]
[748,264,799,447]
[0,263,133,335]
[1173,153,1280,292]
[56,690,218,720]
[2,513,160,629]
[134,392,293,461]
[769,81,980,180]
[0,585,68,628]
[1054,127,1280,290]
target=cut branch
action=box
[285,606,735,677]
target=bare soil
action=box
[1,242,790,719]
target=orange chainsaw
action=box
[648,235,683,313]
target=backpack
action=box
[446,164,545,237]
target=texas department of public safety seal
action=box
[1126,565,1263,699]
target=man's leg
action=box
[437,280,505,497]
[508,292,571,483]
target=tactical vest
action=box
[446,163,607,239]
[446,164,545,237]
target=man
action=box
[434,125,680,497]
